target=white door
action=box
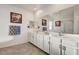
[33,33,37,45]
[50,36,61,55]
[39,34,44,50]
[43,35,50,53]
[37,34,40,47]
[62,38,77,55]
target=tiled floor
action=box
[0,42,47,55]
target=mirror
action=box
[51,6,74,34]
[51,5,79,34]
[41,5,79,34]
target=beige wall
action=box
[0,5,33,48]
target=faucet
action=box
[59,32,63,36]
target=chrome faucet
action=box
[59,32,63,36]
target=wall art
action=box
[55,21,61,27]
[42,27,47,31]
[42,19,47,26]
[9,25,20,35]
[10,12,22,23]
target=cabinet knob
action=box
[62,46,66,51]
[62,46,66,55]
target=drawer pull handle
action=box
[62,46,66,55]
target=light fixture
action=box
[36,10,43,16]
[33,8,37,11]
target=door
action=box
[37,34,40,47]
[62,38,77,55]
[43,35,50,53]
[39,34,44,50]
[50,36,61,55]
[33,33,37,45]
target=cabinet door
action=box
[50,36,61,55]
[62,39,77,55]
[36,34,40,47]
[33,33,37,45]
[43,35,50,53]
[62,46,77,55]
[39,34,44,50]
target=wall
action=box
[35,4,76,18]
[74,5,79,34]
[0,5,33,48]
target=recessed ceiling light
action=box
[33,8,37,11]
[36,10,43,16]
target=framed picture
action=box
[42,27,47,31]
[10,12,22,23]
[42,19,47,26]
[55,21,61,27]
[9,25,20,35]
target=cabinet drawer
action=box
[62,39,77,48]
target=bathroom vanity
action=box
[28,5,79,55]
[28,31,79,55]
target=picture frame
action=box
[42,27,47,31]
[42,19,47,26]
[55,21,61,27]
[9,25,21,35]
[10,12,22,23]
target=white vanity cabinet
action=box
[30,32,44,50]
[29,32,79,55]
[30,32,50,54]
[62,38,77,55]
[50,36,61,55]
[33,33,50,53]
[43,35,50,54]
[50,36,78,55]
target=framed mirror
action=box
[42,5,79,34]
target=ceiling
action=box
[11,4,53,12]
[11,4,76,18]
